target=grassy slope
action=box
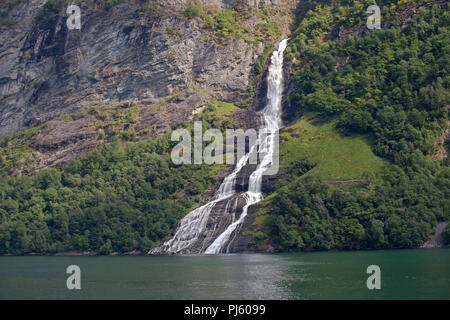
[281,113,387,180]
[246,114,388,245]
[214,101,239,119]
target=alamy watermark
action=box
[366,265,381,290]
[171,121,279,176]
[64,4,381,31]
[66,4,81,30]
[367,5,382,30]
[66,265,81,290]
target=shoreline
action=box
[1,246,449,257]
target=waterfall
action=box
[150,39,288,255]
[149,144,255,254]
[204,39,288,254]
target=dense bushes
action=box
[35,0,69,23]
[268,165,449,250]
[290,3,449,166]
[0,136,217,254]
[202,8,251,42]
[1,1,448,254]
[264,2,449,251]
[183,0,203,19]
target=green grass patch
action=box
[0,126,41,175]
[280,114,387,180]
[182,0,202,19]
[253,44,273,75]
[194,100,240,129]
[200,7,288,45]
[86,104,138,129]
[202,9,251,43]
[35,0,69,23]
[213,101,239,119]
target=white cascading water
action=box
[204,39,288,254]
[150,39,288,254]
[150,144,255,254]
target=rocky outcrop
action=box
[0,0,294,139]
[0,0,298,255]
[421,222,449,248]
[0,0,295,175]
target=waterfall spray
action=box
[205,39,288,254]
[150,39,288,255]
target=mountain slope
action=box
[0,0,448,255]
[0,0,296,254]
[241,0,449,252]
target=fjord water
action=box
[1,249,449,299]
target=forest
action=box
[0,0,448,254]
[263,1,450,250]
[0,136,218,253]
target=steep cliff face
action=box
[0,0,299,254]
[0,0,295,173]
[0,0,295,138]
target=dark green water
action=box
[0,249,449,300]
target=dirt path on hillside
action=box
[322,180,369,185]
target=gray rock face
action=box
[168,0,285,9]
[158,192,249,254]
[0,0,294,138]
[0,0,296,254]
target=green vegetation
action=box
[0,96,236,254]
[0,126,41,175]
[86,105,138,130]
[211,101,239,119]
[0,135,218,254]
[254,1,450,251]
[202,9,252,43]
[0,103,143,177]
[194,100,241,129]
[265,168,448,250]
[1,0,448,254]
[182,0,203,19]
[280,114,386,180]
[288,2,449,167]
[253,45,273,75]
[198,6,287,44]
[36,0,69,23]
